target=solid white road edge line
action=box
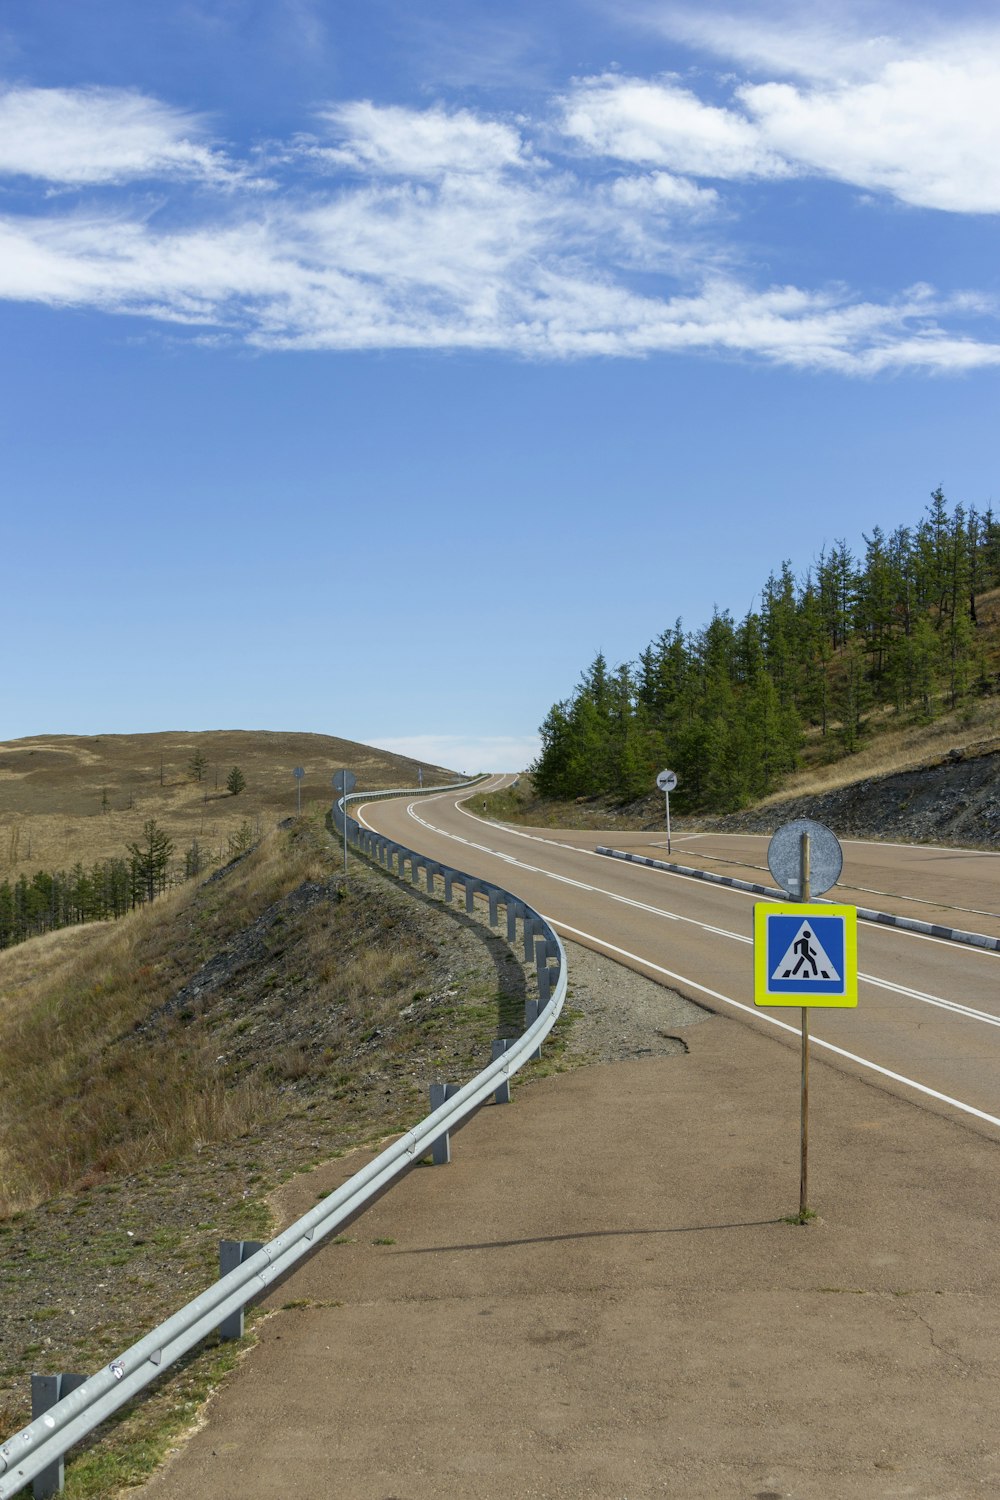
[450,795,998,956]
[547,918,1000,1134]
[352,796,1000,1130]
[388,798,1000,1028]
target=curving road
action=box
[356,777,1000,1132]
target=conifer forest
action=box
[533,491,1000,812]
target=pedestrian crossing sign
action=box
[754,903,858,1007]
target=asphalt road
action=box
[357,779,1000,1134]
[134,782,1000,1499]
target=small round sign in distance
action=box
[767,818,843,899]
[656,769,678,792]
[332,769,356,795]
[293,767,305,780]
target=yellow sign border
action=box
[754,902,858,1007]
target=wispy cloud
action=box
[0,85,245,186]
[560,75,790,180]
[0,80,998,373]
[311,100,532,178]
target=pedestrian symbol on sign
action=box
[772,921,840,983]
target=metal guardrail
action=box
[0,780,566,1499]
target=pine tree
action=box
[127,820,175,905]
[226,766,246,796]
[188,750,209,783]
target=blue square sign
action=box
[754,903,858,1007]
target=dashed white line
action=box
[547,919,1000,1133]
[398,798,1000,1026]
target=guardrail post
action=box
[491,1038,513,1103]
[428,1083,460,1163]
[523,998,542,1058]
[425,863,436,894]
[488,890,499,926]
[443,869,454,903]
[218,1241,264,1340]
[411,856,421,887]
[535,939,552,1005]
[465,879,476,914]
[30,1374,86,1498]
[507,900,518,942]
[523,916,536,962]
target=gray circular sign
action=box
[767,818,843,899]
[293,767,305,780]
[332,769,356,794]
[656,768,678,792]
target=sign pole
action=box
[755,817,856,1227]
[655,770,678,855]
[331,771,357,888]
[799,830,811,1220]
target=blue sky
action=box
[2,1,999,773]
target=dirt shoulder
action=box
[137,953,1000,1500]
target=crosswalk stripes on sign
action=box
[771,921,841,984]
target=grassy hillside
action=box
[0,808,545,1485]
[0,729,457,886]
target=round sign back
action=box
[767,818,843,899]
[332,769,357,795]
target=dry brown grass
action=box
[0,821,345,1214]
[758,695,1000,805]
[770,584,1000,801]
[0,729,456,885]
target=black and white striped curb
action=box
[594,846,1000,954]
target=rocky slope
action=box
[711,748,1000,847]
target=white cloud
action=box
[0,85,242,185]
[0,92,998,374]
[741,55,1000,212]
[610,10,1000,213]
[0,179,997,373]
[313,100,530,178]
[608,171,718,213]
[560,75,788,179]
[632,4,909,84]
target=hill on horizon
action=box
[0,729,461,886]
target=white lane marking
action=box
[385,798,1000,1029]
[357,792,1000,1123]
[665,829,1000,858]
[661,846,1000,924]
[548,919,1000,1133]
[449,797,997,957]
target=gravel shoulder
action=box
[559,939,708,1064]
